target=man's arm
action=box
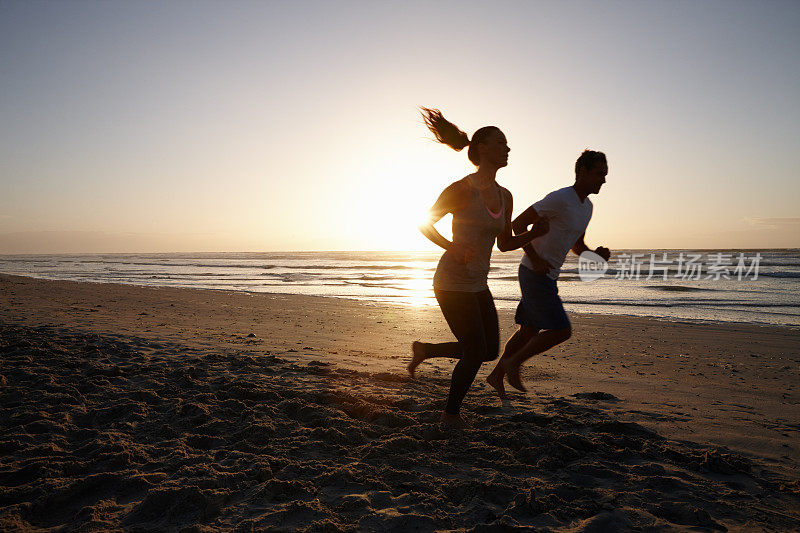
[571,233,590,255]
[511,203,541,235]
[521,243,552,275]
[572,232,610,261]
[496,190,550,252]
[512,205,552,275]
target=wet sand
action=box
[1,274,798,531]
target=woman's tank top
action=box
[433,178,506,292]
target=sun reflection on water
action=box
[396,269,436,307]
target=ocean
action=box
[1,249,798,328]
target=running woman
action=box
[408,108,549,427]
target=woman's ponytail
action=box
[420,107,470,152]
[421,107,501,166]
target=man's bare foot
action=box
[407,341,426,378]
[439,412,468,429]
[502,356,527,392]
[486,368,508,399]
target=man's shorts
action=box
[514,265,571,331]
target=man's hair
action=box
[575,150,606,175]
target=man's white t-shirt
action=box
[520,186,593,280]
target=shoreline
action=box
[1,273,799,530]
[3,271,799,332]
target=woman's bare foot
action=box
[502,356,527,392]
[407,341,426,378]
[486,366,508,399]
[439,412,468,429]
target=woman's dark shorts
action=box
[514,265,571,331]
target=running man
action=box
[487,150,611,396]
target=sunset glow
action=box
[1,1,798,253]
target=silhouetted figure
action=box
[486,150,611,396]
[408,108,549,428]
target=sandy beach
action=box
[1,273,798,531]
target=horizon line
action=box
[1,247,798,256]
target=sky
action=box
[1,0,799,253]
